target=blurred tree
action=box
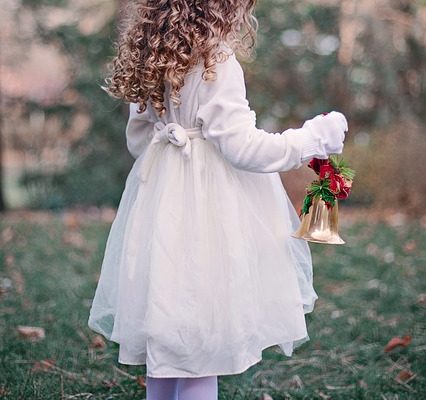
[248,0,426,211]
[249,0,425,126]
[0,24,9,211]
[3,0,425,212]
[247,1,347,126]
[0,92,4,211]
[14,0,131,208]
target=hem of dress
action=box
[117,331,310,378]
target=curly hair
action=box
[102,0,258,117]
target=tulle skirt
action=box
[87,137,318,378]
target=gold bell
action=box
[292,196,345,244]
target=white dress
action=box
[87,46,319,378]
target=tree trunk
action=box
[0,128,4,212]
[0,39,6,212]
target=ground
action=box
[0,208,425,399]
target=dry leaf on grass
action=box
[261,394,273,400]
[0,278,13,297]
[63,212,81,230]
[32,358,56,373]
[16,325,45,342]
[0,306,15,315]
[416,293,426,306]
[358,379,368,389]
[0,385,9,396]
[288,374,304,389]
[90,334,106,349]
[403,240,416,252]
[102,379,117,388]
[325,384,356,390]
[136,375,146,388]
[62,231,85,249]
[384,335,411,352]
[5,254,25,295]
[1,226,14,245]
[395,369,416,384]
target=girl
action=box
[87,1,348,399]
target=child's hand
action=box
[300,111,348,161]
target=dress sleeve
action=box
[125,102,156,159]
[195,52,319,173]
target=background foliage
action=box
[1,0,426,211]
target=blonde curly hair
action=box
[103,0,258,117]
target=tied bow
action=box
[138,121,194,182]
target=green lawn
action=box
[1,210,425,399]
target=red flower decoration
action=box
[301,155,354,216]
[335,174,345,188]
[308,158,329,175]
[336,178,352,199]
[319,164,341,194]
[319,164,335,180]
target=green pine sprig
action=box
[329,155,356,181]
[301,194,313,215]
[301,179,336,215]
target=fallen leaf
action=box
[102,379,117,388]
[366,243,379,256]
[63,213,80,230]
[0,385,9,395]
[5,254,15,267]
[386,212,406,227]
[261,394,273,400]
[136,375,146,388]
[16,326,45,342]
[100,207,117,223]
[403,240,416,252]
[395,370,416,384]
[1,226,14,245]
[45,313,55,322]
[62,231,85,249]
[22,298,32,310]
[358,379,368,389]
[383,316,400,327]
[325,384,356,390]
[32,358,56,373]
[0,307,16,315]
[319,326,334,336]
[416,293,426,306]
[90,335,106,349]
[0,277,13,296]
[288,374,303,389]
[5,254,25,295]
[331,310,344,319]
[384,335,411,352]
[323,283,349,295]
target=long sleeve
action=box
[125,101,156,159]
[195,52,323,173]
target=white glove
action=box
[299,111,348,161]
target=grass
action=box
[0,209,425,399]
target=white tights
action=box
[146,375,218,400]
